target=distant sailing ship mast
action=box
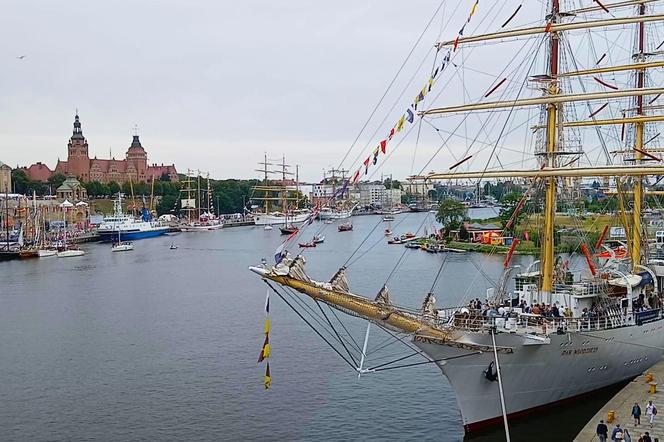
[252,1,664,434]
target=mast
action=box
[4,184,8,251]
[632,2,647,269]
[541,0,560,297]
[197,170,201,220]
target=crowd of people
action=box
[596,400,659,441]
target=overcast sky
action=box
[0,1,650,182]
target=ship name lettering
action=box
[561,347,598,356]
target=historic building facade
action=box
[23,113,178,184]
[0,160,12,193]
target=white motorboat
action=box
[38,249,58,258]
[57,249,85,258]
[111,242,134,252]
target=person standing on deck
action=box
[633,402,642,426]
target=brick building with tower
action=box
[22,113,178,184]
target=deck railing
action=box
[430,307,661,335]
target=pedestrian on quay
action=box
[623,428,632,442]
[634,403,643,426]
[612,424,624,441]
[642,431,652,442]
[597,419,609,441]
[646,401,657,427]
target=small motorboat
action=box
[382,215,395,222]
[57,249,85,258]
[384,229,393,236]
[324,219,334,224]
[112,242,134,252]
[38,248,58,258]
[338,223,353,232]
[299,241,317,248]
[169,243,178,250]
[264,225,273,230]
[313,235,325,244]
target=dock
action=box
[575,362,664,441]
[223,220,254,228]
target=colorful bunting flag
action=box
[264,362,271,390]
[388,127,395,140]
[396,115,405,132]
[406,109,414,123]
[352,170,360,184]
[380,140,387,154]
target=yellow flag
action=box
[262,343,271,359]
[469,1,478,19]
[264,362,272,390]
[396,115,405,132]
[264,317,270,334]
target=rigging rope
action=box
[264,281,357,370]
[337,0,448,171]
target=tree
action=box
[500,191,527,231]
[160,172,171,182]
[83,181,110,198]
[436,199,467,233]
[156,194,179,215]
[108,181,121,195]
[47,173,67,191]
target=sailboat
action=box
[251,2,664,434]
[111,227,134,252]
[251,155,311,226]
[57,202,84,258]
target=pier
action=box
[575,361,664,440]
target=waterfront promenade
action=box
[575,361,664,441]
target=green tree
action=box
[47,173,67,192]
[107,181,120,196]
[436,199,467,233]
[156,194,180,215]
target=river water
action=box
[1,211,616,441]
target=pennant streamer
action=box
[593,77,618,90]
[258,289,272,389]
[346,1,474,181]
[501,4,522,28]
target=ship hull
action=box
[98,228,168,241]
[319,210,352,220]
[253,212,311,225]
[413,319,664,433]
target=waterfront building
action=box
[0,160,11,193]
[356,182,400,207]
[56,176,87,201]
[22,113,178,184]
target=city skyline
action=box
[0,1,549,183]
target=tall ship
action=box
[179,170,223,231]
[98,195,169,241]
[251,155,310,226]
[250,1,664,435]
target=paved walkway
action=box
[576,361,664,441]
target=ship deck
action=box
[575,360,664,441]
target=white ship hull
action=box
[253,212,311,226]
[319,210,353,220]
[57,250,85,258]
[179,222,223,232]
[413,320,664,432]
[37,249,57,258]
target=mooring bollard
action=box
[608,410,615,423]
[646,372,654,383]
[649,382,658,394]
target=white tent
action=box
[60,199,74,208]
[75,201,89,207]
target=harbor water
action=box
[1,212,615,441]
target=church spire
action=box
[72,111,84,139]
